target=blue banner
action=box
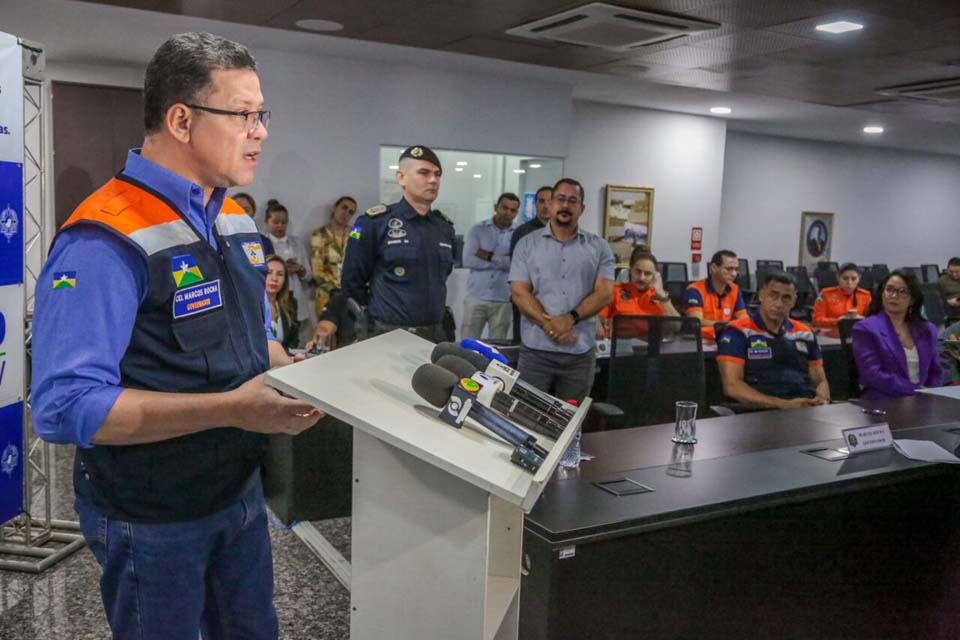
[0,401,23,525]
[0,161,23,286]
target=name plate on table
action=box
[841,423,893,455]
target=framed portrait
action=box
[603,185,655,267]
[798,211,834,271]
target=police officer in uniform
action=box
[341,145,456,342]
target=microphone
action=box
[431,342,577,424]
[459,338,509,364]
[411,364,548,467]
[435,355,564,439]
[432,342,488,370]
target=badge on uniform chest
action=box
[747,337,773,359]
[241,241,265,267]
[620,289,631,301]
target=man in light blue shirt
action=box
[461,192,519,339]
[509,178,615,403]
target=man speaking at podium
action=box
[31,33,319,639]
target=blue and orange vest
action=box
[57,176,270,522]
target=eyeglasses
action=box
[883,285,910,297]
[553,195,581,206]
[186,104,271,136]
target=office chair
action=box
[921,282,946,326]
[814,264,838,290]
[660,262,688,284]
[605,315,705,428]
[921,264,941,284]
[837,317,861,399]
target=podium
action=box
[267,330,587,640]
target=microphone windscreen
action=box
[411,363,459,408]
[452,345,491,370]
[430,342,462,364]
[435,354,479,379]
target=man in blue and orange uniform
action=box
[31,33,320,639]
[685,249,747,340]
[717,270,831,409]
[341,145,456,343]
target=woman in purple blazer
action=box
[851,270,943,399]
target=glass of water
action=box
[672,401,698,444]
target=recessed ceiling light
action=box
[473,174,482,179]
[710,106,732,114]
[863,125,884,134]
[815,21,863,34]
[529,163,542,168]
[388,164,399,170]
[456,161,468,166]
[455,167,464,172]
[513,169,526,174]
[295,19,345,32]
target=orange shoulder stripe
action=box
[62,178,181,237]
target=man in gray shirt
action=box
[509,178,615,403]
[461,193,519,339]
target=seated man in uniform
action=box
[685,249,747,340]
[717,270,831,409]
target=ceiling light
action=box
[388,164,399,170]
[863,125,884,134]
[456,161,468,166]
[455,167,464,172]
[529,163,542,168]
[295,19,345,32]
[473,174,482,179]
[815,21,863,34]
[710,106,732,114]
[513,169,526,174]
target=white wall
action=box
[720,131,960,269]
[251,48,573,240]
[565,101,728,276]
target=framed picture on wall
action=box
[603,184,655,267]
[798,211,834,271]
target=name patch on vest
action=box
[747,337,772,359]
[173,280,223,319]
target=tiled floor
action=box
[0,445,352,639]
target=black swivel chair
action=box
[901,266,924,282]
[605,315,705,428]
[921,282,947,326]
[735,258,752,298]
[859,266,876,293]
[922,264,941,284]
[786,266,814,319]
[814,265,838,290]
[872,264,890,278]
[659,262,689,284]
[837,317,862,400]
[756,259,783,271]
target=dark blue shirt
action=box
[31,150,272,448]
[341,197,456,326]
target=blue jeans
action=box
[76,475,278,640]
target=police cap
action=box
[399,145,442,174]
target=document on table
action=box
[893,439,960,464]
[917,386,960,400]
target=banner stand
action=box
[0,36,85,573]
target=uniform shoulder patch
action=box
[366,204,387,217]
[434,210,454,225]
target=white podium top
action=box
[266,330,587,511]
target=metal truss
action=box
[0,39,84,573]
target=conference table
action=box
[519,393,960,639]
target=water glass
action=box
[672,401,698,444]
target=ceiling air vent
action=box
[876,78,960,103]
[506,2,720,51]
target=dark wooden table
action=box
[520,395,960,640]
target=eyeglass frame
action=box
[185,104,270,136]
[553,194,582,207]
[882,285,910,298]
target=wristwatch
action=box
[569,309,581,323]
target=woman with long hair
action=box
[812,262,871,327]
[265,254,300,352]
[264,199,313,343]
[851,270,942,398]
